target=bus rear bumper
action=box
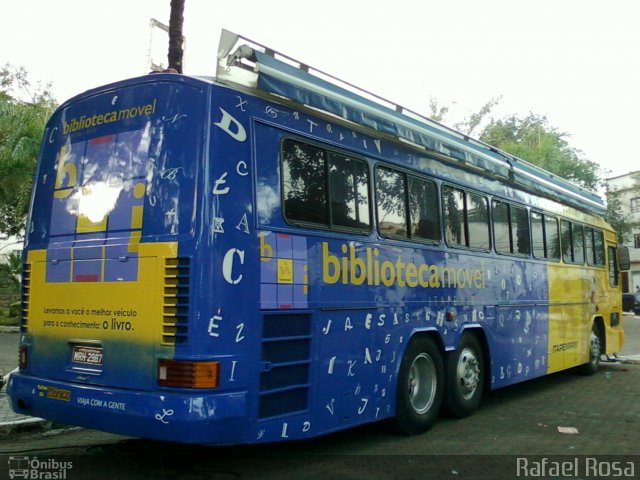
[7,372,247,445]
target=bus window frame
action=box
[491,199,531,258]
[375,164,410,241]
[374,163,442,246]
[407,173,442,246]
[530,210,561,262]
[608,244,620,287]
[560,219,587,265]
[441,183,491,253]
[280,136,372,235]
[584,226,606,267]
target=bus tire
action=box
[443,333,484,418]
[578,323,602,376]
[393,337,444,435]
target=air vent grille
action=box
[161,258,190,345]
[20,263,31,333]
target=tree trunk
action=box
[168,0,185,73]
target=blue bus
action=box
[8,30,628,444]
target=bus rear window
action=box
[50,128,151,238]
[26,81,204,248]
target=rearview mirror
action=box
[619,245,631,271]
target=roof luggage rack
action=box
[215,30,605,215]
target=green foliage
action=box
[0,64,55,106]
[479,114,601,191]
[0,251,21,323]
[0,251,22,291]
[0,64,56,236]
[604,189,633,244]
[427,99,602,191]
[428,98,638,240]
[605,173,640,245]
[427,96,450,123]
[454,97,501,137]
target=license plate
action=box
[72,345,103,366]
[47,387,71,401]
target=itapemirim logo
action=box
[7,456,72,479]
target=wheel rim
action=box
[408,353,437,414]
[456,347,480,400]
[589,330,601,365]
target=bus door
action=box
[604,242,624,353]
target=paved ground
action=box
[621,313,640,355]
[0,330,24,428]
[1,319,639,479]
[0,361,639,479]
[1,315,640,443]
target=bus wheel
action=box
[444,333,484,418]
[579,324,602,376]
[393,337,444,435]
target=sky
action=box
[2,0,639,179]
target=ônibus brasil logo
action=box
[8,456,72,479]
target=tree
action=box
[427,100,602,191]
[454,97,501,137]
[168,0,185,73]
[479,113,601,191]
[427,96,450,123]
[605,188,634,244]
[0,251,22,290]
[0,64,56,236]
[429,98,639,240]
[604,172,640,245]
[0,64,55,106]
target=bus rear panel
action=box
[8,75,252,443]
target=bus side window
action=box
[443,186,489,250]
[531,212,545,258]
[408,176,440,242]
[466,192,490,250]
[282,140,328,225]
[492,200,510,254]
[593,229,605,266]
[573,224,585,264]
[281,139,371,232]
[512,205,530,255]
[585,228,595,265]
[443,186,465,246]
[586,227,606,267]
[546,215,560,261]
[531,212,560,261]
[329,154,370,230]
[561,220,585,264]
[492,200,529,256]
[561,220,575,263]
[375,167,408,238]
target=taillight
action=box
[18,345,27,370]
[157,359,219,389]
